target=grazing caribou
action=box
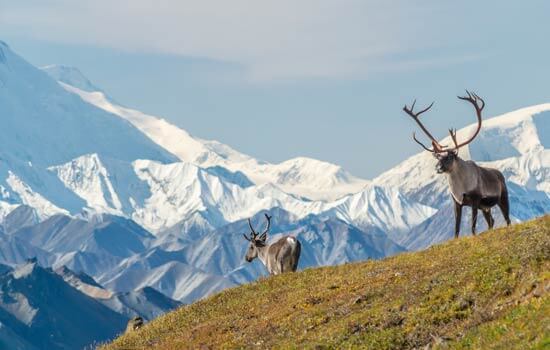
[125,316,144,334]
[242,214,301,275]
[403,91,511,237]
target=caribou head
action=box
[403,90,485,175]
[243,213,272,262]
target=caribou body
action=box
[243,214,301,275]
[403,91,511,237]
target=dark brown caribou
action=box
[403,91,511,237]
[243,214,301,275]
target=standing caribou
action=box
[403,91,511,237]
[242,214,301,275]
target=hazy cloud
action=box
[0,1,488,80]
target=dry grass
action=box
[103,216,550,349]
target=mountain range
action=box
[0,40,548,348]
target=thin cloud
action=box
[0,0,487,80]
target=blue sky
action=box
[1,1,550,178]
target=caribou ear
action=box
[242,233,251,241]
[259,232,267,241]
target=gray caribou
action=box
[243,214,301,275]
[403,91,511,237]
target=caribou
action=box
[403,91,511,237]
[242,214,301,275]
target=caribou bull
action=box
[403,91,511,237]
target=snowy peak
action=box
[59,83,218,164]
[47,152,430,236]
[41,64,102,93]
[323,184,437,236]
[466,104,550,161]
[0,43,177,169]
[49,153,125,215]
[58,80,368,201]
[268,157,368,196]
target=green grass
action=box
[103,216,550,349]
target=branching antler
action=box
[247,218,257,235]
[451,90,484,150]
[261,214,272,235]
[403,90,485,153]
[403,100,444,153]
[244,218,258,241]
[243,213,272,241]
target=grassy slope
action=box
[104,216,550,349]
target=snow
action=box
[0,46,176,169]
[42,65,103,93]
[6,172,69,220]
[45,153,428,236]
[0,292,38,325]
[61,83,369,201]
[49,153,124,215]
[12,260,37,279]
[0,201,18,222]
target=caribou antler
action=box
[243,218,259,241]
[450,90,484,150]
[403,100,445,153]
[261,214,272,235]
[243,214,272,241]
[247,218,257,235]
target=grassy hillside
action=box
[104,216,550,349]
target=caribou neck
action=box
[445,156,477,205]
[447,156,469,177]
[256,244,271,267]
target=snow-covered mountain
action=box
[56,80,368,202]
[47,153,433,235]
[41,64,104,94]
[0,41,177,221]
[1,39,547,262]
[0,41,429,238]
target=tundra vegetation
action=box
[104,216,549,349]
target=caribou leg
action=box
[454,200,462,238]
[498,190,511,226]
[471,205,479,236]
[482,209,494,229]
